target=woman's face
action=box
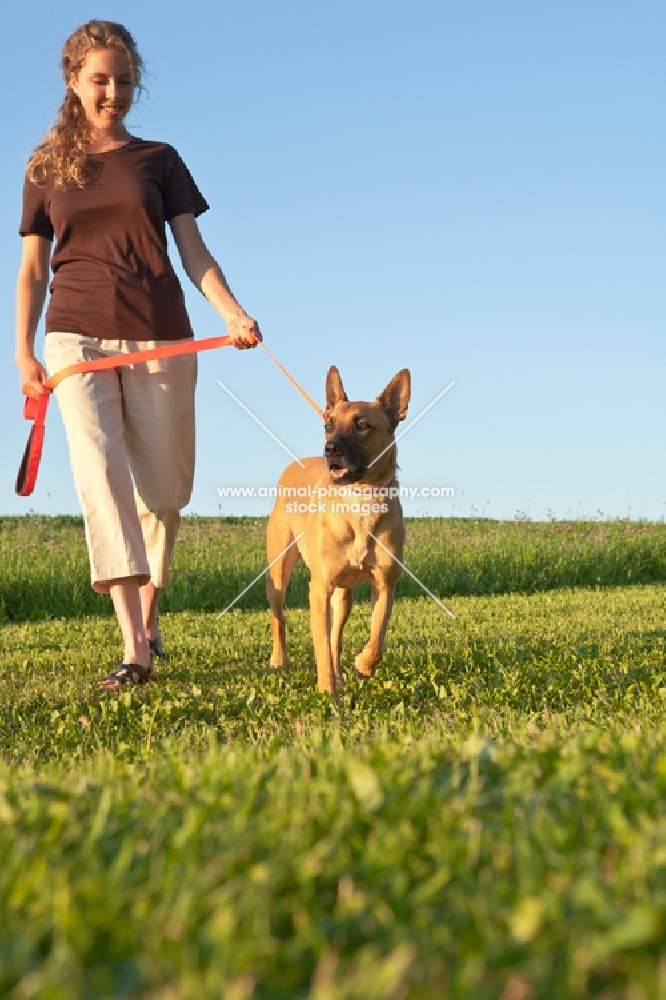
[71,47,134,136]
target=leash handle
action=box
[15,393,51,496]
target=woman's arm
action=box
[15,234,51,396]
[169,214,261,350]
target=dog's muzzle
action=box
[325,440,365,483]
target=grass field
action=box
[1,516,665,998]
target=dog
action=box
[266,366,411,697]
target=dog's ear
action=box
[325,366,348,412]
[377,369,411,430]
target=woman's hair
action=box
[27,20,144,190]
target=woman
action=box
[15,20,260,688]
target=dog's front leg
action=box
[355,584,395,678]
[330,587,353,688]
[309,578,338,697]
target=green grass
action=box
[1,516,666,998]
[2,515,665,621]
[2,584,666,764]
[2,727,666,999]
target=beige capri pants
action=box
[44,332,197,594]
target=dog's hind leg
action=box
[330,587,353,687]
[355,584,395,678]
[266,520,301,668]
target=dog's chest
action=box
[347,526,371,569]
[324,516,385,585]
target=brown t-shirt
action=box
[20,138,209,341]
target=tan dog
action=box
[266,366,411,697]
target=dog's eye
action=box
[356,419,371,431]
[324,422,333,432]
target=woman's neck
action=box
[87,127,132,155]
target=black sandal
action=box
[99,658,157,690]
[148,636,168,659]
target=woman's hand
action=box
[228,313,262,350]
[16,354,49,398]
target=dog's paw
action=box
[354,650,377,678]
[317,680,340,700]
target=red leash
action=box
[257,341,324,421]
[16,335,232,497]
[16,334,324,496]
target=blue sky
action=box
[2,1,664,520]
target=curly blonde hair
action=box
[27,20,144,190]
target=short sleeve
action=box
[19,175,54,240]
[163,147,209,220]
